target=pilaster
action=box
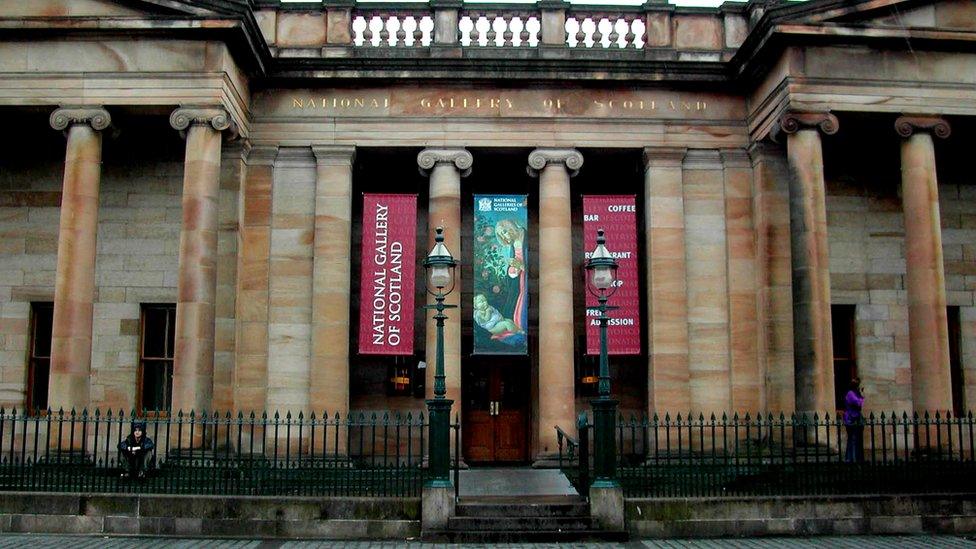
[642,147,690,415]
[311,145,356,426]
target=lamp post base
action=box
[590,397,619,488]
[426,398,455,488]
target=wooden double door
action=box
[463,363,529,463]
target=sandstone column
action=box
[895,116,953,413]
[529,148,583,458]
[778,112,838,416]
[47,107,112,413]
[310,146,356,420]
[642,148,690,415]
[418,149,471,413]
[169,107,235,414]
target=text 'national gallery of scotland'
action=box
[0,0,974,463]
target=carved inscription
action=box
[286,92,712,118]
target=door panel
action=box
[463,363,528,463]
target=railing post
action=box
[539,0,568,49]
[325,0,356,47]
[643,0,673,57]
[430,0,461,55]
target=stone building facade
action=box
[0,0,974,462]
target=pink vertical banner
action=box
[583,195,641,355]
[358,193,417,355]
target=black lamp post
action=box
[584,228,620,488]
[423,226,457,487]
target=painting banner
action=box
[583,195,641,355]
[473,195,529,355]
[358,193,417,355]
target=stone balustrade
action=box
[257,1,745,57]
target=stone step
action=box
[448,515,593,531]
[455,495,589,518]
[423,529,629,543]
[455,501,590,518]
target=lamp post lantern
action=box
[584,228,620,488]
[423,226,457,487]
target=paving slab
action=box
[1,535,976,548]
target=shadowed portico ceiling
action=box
[0,0,973,84]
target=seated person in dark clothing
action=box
[118,421,154,478]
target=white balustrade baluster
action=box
[595,18,609,48]
[371,16,384,46]
[585,18,597,48]
[477,16,490,46]
[353,16,368,46]
[632,18,646,48]
[459,16,473,46]
[516,17,528,47]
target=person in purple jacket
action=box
[844,378,865,463]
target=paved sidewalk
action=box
[0,535,974,548]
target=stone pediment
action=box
[770,0,976,31]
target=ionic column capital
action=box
[777,111,839,136]
[527,148,583,177]
[417,148,473,177]
[642,147,686,168]
[895,115,951,139]
[312,145,356,166]
[169,107,238,139]
[49,107,112,132]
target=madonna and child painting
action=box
[472,195,529,355]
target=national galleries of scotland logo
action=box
[478,197,493,212]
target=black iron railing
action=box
[0,408,428,497]
[558,411,976,498]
